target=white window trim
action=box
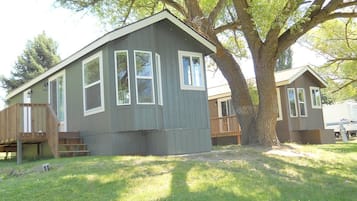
[297,88,308,117]
[217,97,232,118]
[276,88,283,121]
[155,53,163,106]
[287,88,298,118]
[48,70,67,131]
[134,50,155,105]
[114,50,131,106]
[82,51,105,116]
[178,50,205,91]
[310,86,322,109]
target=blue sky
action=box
[0,0,325,109]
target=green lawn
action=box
[0,141,356,201]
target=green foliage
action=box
[275,48,292,72]
[306,19,357,101]
[248,80,259,105]
[1,142,357,200]
[247,0,288,39]
[1,32,60,92]
[56,0,164,27]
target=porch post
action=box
[17,139,22,165]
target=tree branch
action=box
[337,1,357,9]
[232,0,262,54]
[266,1,299,51]
[332,79,357,93]
[160,0,188,17]
[208,0,227,24]
[326,12,357,20]
[214,21,241,34]
[278,1,357,55]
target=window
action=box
[297,88,307,117]
[276,88,283,121]
[134,50,155,104]
[155,53,163,105]
[82,51,104,116]
[178,51,205,90]
[310,87,322,108]
[218,98,235,132]
[218,98,234,117]
[287,88,298,117]
[115,50,130,105]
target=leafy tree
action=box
[305,19,357,102]
[1,32,61,92]
[56,0,357,146]
[275,48,292,72]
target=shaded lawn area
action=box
[0,141,356,201]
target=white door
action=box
[48,71,67,131]
[23,89,32,132]
[218,98,234,132]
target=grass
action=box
[0,140,357,201]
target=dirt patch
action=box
[180,144,315,162]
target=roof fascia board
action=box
[6,10,216,100]
[286,66,327,87]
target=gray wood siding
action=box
[276,86,291,142]
[6,18,212,155]
[284,72,325,132]
[155,20,210,130]
[65,48,113,135]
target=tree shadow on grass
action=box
[158,161,244,201]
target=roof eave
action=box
[6,10,216,100]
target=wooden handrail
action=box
[0,103,59,157]
[46,105,59,158]
[210,115,241,144]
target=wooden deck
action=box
[210,115,241,144]
[0,103,59,163]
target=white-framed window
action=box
[155,53,163,105]
[297,88,308,117]
[276,88,283,121]
[178,50,205,90]
[134,50,155,104]
[114,50,130,105]
[287,88,298,118]
[218,98,235,117]
[310,87,322,109]
[82,51,105,116]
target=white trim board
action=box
[6,10,216,100]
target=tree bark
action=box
[253,55,280,146]
[210,42,258,145]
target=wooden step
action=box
[58,150,90,157]
[58,144,88,151]
[58,138,83,144]
[57,131,89,157]
[59,132,80,139]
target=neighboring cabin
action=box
[208,66,335,144]
[3,10,216,158]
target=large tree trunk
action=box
[211,43,258,145]
[253,56,280,146]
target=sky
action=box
[0,0,326,109]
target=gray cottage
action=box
[1,10,216,161]
[208,66,335,145]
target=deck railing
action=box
[210,115,241,144]
[0,103,59,157]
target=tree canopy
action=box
[56,0,357,146]
[1,32,61,92]
[305,19,357,101]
